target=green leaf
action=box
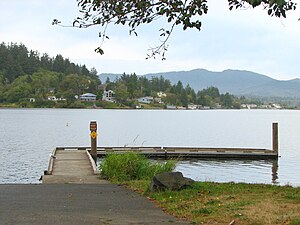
[95,47,104,55]
[268,9,272,15]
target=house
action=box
[214,103,222,109]
[157,92,167,98]
[102,90,116,102]
[154,97,164,104]
[29,98,35,103]
[138,97,154,104]
[165,105,176,110]
[48,96,66,101]
[48,96,58,101]
[271,104,282,109]
[187,104,198,110]
[80,93,97,101]
[241,104,258,109]
[201,106,210,110]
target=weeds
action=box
[99,152,176,182]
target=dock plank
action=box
[43,150,108,184]
[95,147,278,159]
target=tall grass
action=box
[100,152,176,182]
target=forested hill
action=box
[0,42,98,82]
[0,43,101,107]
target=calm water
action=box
[0,109,299,186]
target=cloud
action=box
[0,0,299,80]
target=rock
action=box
[149,172,194,191]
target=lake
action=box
[0,109,299,186]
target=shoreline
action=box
[0,105,296,110]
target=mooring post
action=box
[272,122,278,155]
[90,121,97,162]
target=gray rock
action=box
[149,172,194,192]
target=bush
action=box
[97,100,119,109]
[100,152,176,182]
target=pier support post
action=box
[272,122,278,155]
[90,121,97,162]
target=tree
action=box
[90,67,99,80]
[5,76,32,102]
[105,77,111,84]
[221,92,234,108]
[0,43,98,83]
[40,53,53,71]
[53,54,65,73]
[204,86,220,99]
[61,0,296,59]
[115,82,129,103]
[31,70,60,98]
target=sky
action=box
[0,0,299,80]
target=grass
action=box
[99,152,176,182]
[0,103,20,108]
[124,180,300,225]
[99,153,300,224]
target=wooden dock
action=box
[42,149,108,184]
[42,122,279,184]
[85,121,278,160]
[42,146,277,184]
[55,146,278,159]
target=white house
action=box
[29,98,35,103]
[271,104,282,109]
[154,97,163,104]
[48,96,57,101]
[165,105,176,109]
[47,96,66,101]
[241,104,258,109]
[157,92,167,98]
[102,90,116,102]
[80,93,97,101]
[187,104,198,110]
[138,96,154,104]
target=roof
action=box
[80,93,96,97]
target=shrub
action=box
[100,152,176,182]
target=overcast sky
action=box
[0,0,299,80]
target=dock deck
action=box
[43,145,277,184]
[55,146,278,159]
[42,149,108,184]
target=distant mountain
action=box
[99,73,122,83]
[99,69,300,98]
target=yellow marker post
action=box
[90,131,97,139]
[90,121,98,162]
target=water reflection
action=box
[272,159,279,184]
[176,159,279,185]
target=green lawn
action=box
[124,180,300,225]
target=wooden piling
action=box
[90,121,97,162]
[272,122,278,155]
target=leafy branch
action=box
[53,0,297,59]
